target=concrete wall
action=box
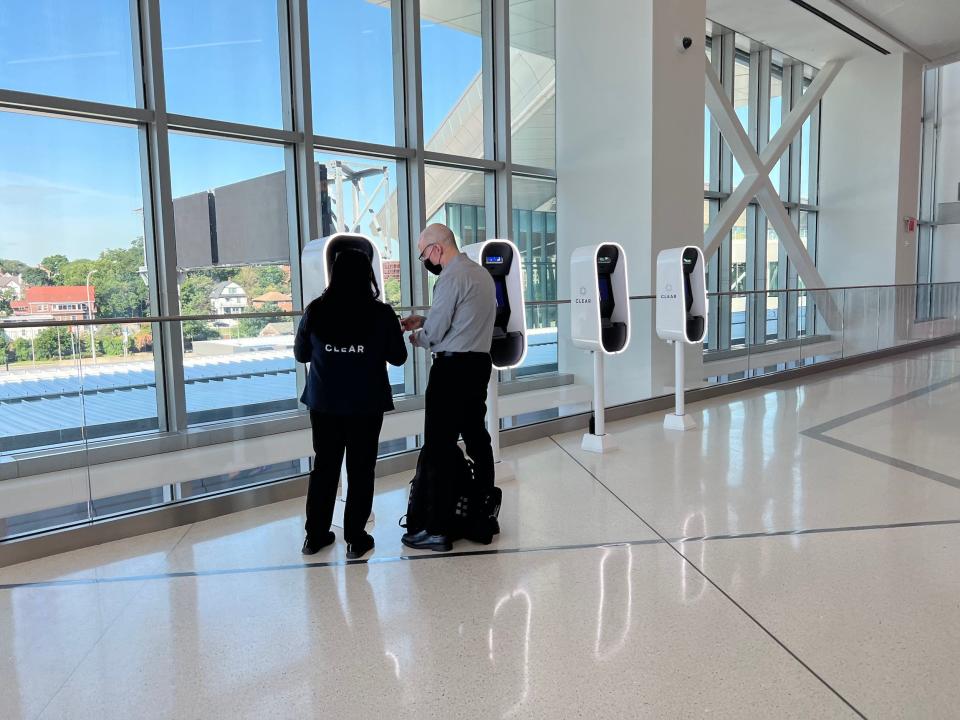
[556,0,706,404]
[818,53,923,287]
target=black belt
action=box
[432,351,489,359]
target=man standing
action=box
[401,223,496,551]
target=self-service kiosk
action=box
[464,239,528,481]
[570,243,631,453]
[300,233,385,526]
[656,246,707,431]
[301,232,384,304]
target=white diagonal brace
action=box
[757,183,841,329]
[703,58,844,260]
[703,56,845,330]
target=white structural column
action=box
[557,0,706,400]
[703,56,844,328]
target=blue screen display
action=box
[495,278,508,308]
[598,276,612,304]
[486,255,504,264]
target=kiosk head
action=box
[301,232,384,307]
[655,245,707,344]
[570,242,631,354]
[463,239,528,369]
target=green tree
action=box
[40,254,69,284]
[59,259,95,287]
[179,274,218,344]
[237,303,280,338]
[60,239,148,318]
[179,274,215,315]
[34,327,65,360]
[14,338,33,363]
[384,278,401,307]
[0,330,10,369]
[0,259,30,276]
[96,325,133,356]
[21,266,53,287]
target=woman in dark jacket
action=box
[294,249,407,559]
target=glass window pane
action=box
[512,176,557,375]
[309,0,397,145]
[704,106,712,190]
[168,134,295,425]
[0,110,156,453]
[161,0,284,128]
[734,55,750,132]
[0,0,137,106]
[313,150,409,394]
[425,165,487,247]
[766,221,780,339]
[420,0,485,158]
[769,68,783,195]
[509,0,555,169]
[314,151,400,304]
[731,209,747,344]
[800,116,812,204]
[730,54,751,190]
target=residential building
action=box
[208,281,247,316]
[11,285,95,321]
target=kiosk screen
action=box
[494,277,508,309]
[598,276,612,304]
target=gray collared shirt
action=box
[414,252,496,354]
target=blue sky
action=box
[0,1,480,266]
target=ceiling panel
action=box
[837,0,960,62]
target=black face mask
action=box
[421,246,442,275]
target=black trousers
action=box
[306,411,384,544]
[423,353,494,534]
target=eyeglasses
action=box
[418,243,438,262]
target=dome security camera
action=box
[680,36,693,52]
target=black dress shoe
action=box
[302,531,335,555]
[401,529,452,552]
[346,533,375,560]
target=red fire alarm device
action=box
[903,216,917,232]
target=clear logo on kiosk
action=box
[324,344,365,354]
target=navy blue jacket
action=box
[294,301,407,415]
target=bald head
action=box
[417,223,459,271]
[419,223,458,253]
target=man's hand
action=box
[401,315,425,331]
[407,330,423,348]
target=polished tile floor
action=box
[4,343,960,719]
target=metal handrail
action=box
[0,282,955,330]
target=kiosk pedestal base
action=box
[487,374,516,483]
[663,341,697,432]
[663,412,696,432]
[581,432,617,453]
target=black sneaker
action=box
[401,529,452,552]
[302,531,335,556]
[346,533,375,560]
